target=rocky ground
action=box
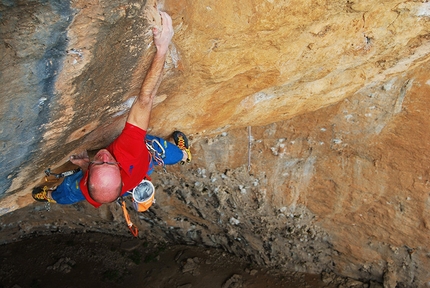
[0,232,356,288]
[0,162,383,288]
[0,233,316,288]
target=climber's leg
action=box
[50,171,86,204]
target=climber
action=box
[32,11,191,207]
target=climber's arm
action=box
[126,11,174,131]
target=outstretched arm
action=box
[126,11,174,130]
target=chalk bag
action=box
[131,179,155,212]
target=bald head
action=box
[88,166,122,203]
[88,149,122,203]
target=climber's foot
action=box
[172,131,192,165]
[32,186,56,203]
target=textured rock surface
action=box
[1,0,430,287]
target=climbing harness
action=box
[146,139,167,173]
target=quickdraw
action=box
[45,167,81,179]
[146,139,167,173]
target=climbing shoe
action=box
[172,131,192,165]
[32,186,56,203]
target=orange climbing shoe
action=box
[32,186,56,203]
[172,131,192,165]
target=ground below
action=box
[0,232,343,288]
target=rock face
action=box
[1,0,430,286]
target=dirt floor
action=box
[0,164,378,288]
[0,232,335,288]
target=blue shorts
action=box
[51,170,86,204]
[51,134,183,204]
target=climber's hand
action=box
[153,11,174,55]
[70,150,90,171]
